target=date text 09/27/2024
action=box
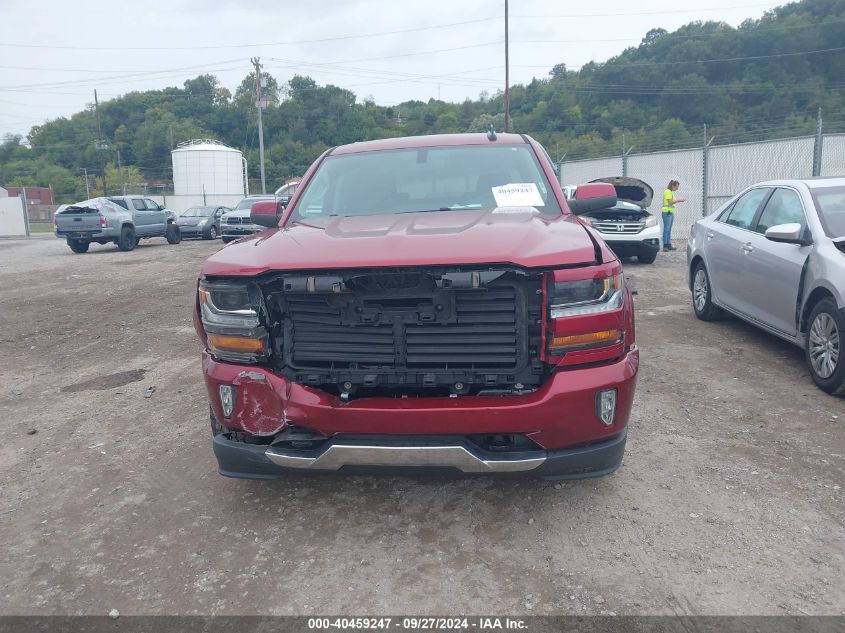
[307,618,528,630]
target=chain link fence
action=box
[705,137,815,215]
[560,131,845,240]
[821,134,845,178]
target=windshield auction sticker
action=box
[492,183,545,207]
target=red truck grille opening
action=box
[263,268,545,393]
[287,289,518,370]
[405,289,517,368]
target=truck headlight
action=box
[644,215,658,228]
[198,280,268,363]
[547,273,625,354]
[549,273,623,318]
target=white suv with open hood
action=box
[567,177,661,264]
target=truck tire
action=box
[221,236,234,244]
[67,238,90,254]
[166,224,181,244]
[805,298,845,396]
[637,251,657,264]
[117,226,136,252]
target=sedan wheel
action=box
[809,313,839,379]
[806,298,845,395]
[691,261,722,321]
[208,226,218,240]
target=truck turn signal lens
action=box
[550,329,622,351]
[208,334,266,354]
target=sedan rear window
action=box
[288,144,562,221]
[810,186,845,238]
[182,207,214,217]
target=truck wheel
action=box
[637,251,657,264]
[166,224,182,244]
[221,236,234,244]
[67,238,90,254]
[117,226,136,251]
[691,261,722,321]
[206,226,218,240]
[805,298,845,395]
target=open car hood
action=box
[589,177,653,209]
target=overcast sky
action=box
[0,0,783,139]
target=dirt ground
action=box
[0,234,843,616]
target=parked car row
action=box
[55,190,297,252]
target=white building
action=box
[152,140,249,214]
[0,186,27,236]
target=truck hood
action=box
[202,208,599,276]
[589,177,653,209]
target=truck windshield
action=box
[235,198,272,211]
[288,144,562,221]
[811,186,845,238]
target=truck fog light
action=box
[219,385,235,418]
[596,389,617,426]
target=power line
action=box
[578,45,845,68]
[0,16,503,51]
[504,17,845,45]
[0,59,246,91]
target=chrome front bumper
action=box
[212,430,627,480]
[265,442,546,473]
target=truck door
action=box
[144,198,166,234]
[130,198,150,235]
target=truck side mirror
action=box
[250,200,284,228]
[567,182,617,215]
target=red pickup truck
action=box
[194,133,638,480]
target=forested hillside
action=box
[2,0,844,202]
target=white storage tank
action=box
[171,139,246,196]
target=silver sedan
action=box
[687,177,845,395]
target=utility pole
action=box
[504,0,510,133]
[169,125,174,150]
[94,89,107,196]
[81,168,90,198]
[702,124,714,217]
[813,107,823,177]
[117,148,127,194]
[20,187,30,237]
[251,57,267,194]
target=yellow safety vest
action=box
[663,189,676,213]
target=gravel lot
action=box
[1,235,843,616]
